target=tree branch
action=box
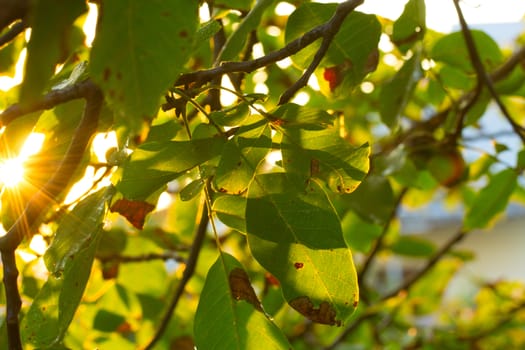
[0,79,103,348]
[358,187,408,297]
[381,229,466,301]
[175,0,362,91]
[1,250,22,350]
[0,79,97,127]
[97,251,186,264]
[453,0,525,143]
[143,199,209,350]
[0,0,29,34]
[278,0,364,104]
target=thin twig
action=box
[97,251,186,264]
[175,2,352,88]
[453,0,525,143]
[358,187,408,283]
[0,20,25,48]
[143,199,209,350]
[279,0,364,104]
[381,229,466,301]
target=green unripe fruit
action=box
[105,147,128,166]
[427,150,466,187]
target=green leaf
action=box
[20,0,87,102]
[44,186,115,274]
[217,0,274,62]
[389,236,436,257]
[271,103,335,130]
[285,4,381,86]
[91,0,198,131]
[22,224,104,347]
[194,253,291,350]
[392,0,426,53]
[213,194,247,233]
[246,173,358,325]
[343,175,396,225]
[195,20,222,50]
[341,210,382,253]
[281,128,370,193]
[431,30,503,72]
[118,136,226,199]
[379,52,422,129]
[464,169,517,230]
[214,116,271,194]
[180,179,204,201]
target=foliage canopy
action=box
[1,0,525,349]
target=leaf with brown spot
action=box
[110,198,155,229]
[194,253,291,349]
[229,267,263,312]
[289,296,341,326]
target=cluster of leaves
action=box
[1,0,525,349]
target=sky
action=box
[357,0,525,32]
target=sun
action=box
[0,133,45,189]
[0,157,26,188]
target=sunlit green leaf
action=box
[194,253,291,349]
[213,194,247,233]
[281,128,370,193]
[91,0,198,131]
[246,173,358,325]
[118,136,226,199]
[214,116,271,194]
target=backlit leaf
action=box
[44,186,115,274]
[285,4,381,87]
[281,127,370,193]
[246,173,359,325]
[118,136,226,199]
[91,0,197,131]
[194,253,291,349]
[214,116,271,194]
[392,0,426,53]
[20,0,87,102]
[22,220,105,347]
[213,194,247,233]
